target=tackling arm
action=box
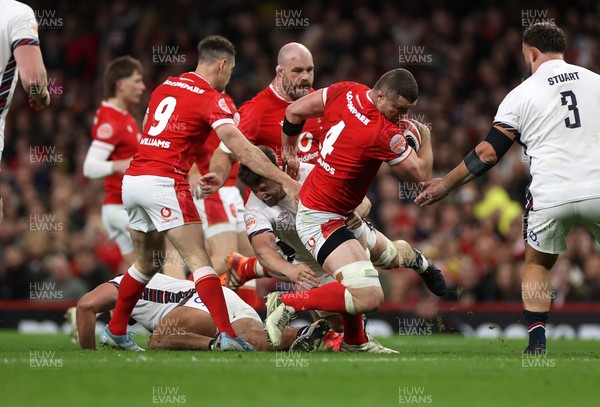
[251,232,320,289]
[215,123,301,201]
[415,125,516,206]
[282,89,326,178]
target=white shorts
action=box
[296,200,355,263]
[101,204,134,254]
[180,286,263,334]
[524,198,600,254]
[122,175,201,233]
[194,186,245,239]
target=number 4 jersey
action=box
[494,60,600,210]
[299,81,413,214]
[127,72,235,181]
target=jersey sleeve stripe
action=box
[92,140,116,152]
[387,146,413,166]
[11,38,40,51]
[248,228,274,240]
[321,87,329,106]
[211,118,235,130]
[492,121,521,138]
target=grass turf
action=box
[0,331,599,407]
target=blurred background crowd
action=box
[1,0,600,304]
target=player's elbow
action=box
[76,293,97,315]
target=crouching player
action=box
[68,272,329,352]
[224,146,445,352]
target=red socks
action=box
[109,268,150,336]
[342,313,368,345]
[194,267,236,337]
[281,282,347,313]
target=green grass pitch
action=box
[1,331,599,407]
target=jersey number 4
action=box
[560,90,581,129]
[320,120,345,159]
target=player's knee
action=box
[357,287,384,313]
[333,261,382,313]
[373,238,399,269]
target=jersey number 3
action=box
[560,90,581,129]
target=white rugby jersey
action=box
[494,59,600,210]
[244,163,322,273]
[110,273,195,332]
[0,0,40,150]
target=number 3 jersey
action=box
[494,60,600,210]
[126,72,235,182]
[299,81,413,214]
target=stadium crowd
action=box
[1,0,600,304]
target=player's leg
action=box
[148,306,217,350]
[106,228,164,334]
[521,204,573,355]
[165,223,239,338]
[354,222,446,296]
[101,204,136,266]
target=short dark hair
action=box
[523,22,566,54]
[197,35,236,64]
[373,68,419,103]
[103,56,143,98]
[238,145,278,189]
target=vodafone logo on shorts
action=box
[307,237,316,249]
[389,134,407,154]
[160,207,172,219]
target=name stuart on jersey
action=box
[547,71,579,86]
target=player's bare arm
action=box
[76,283,119,349]
[216,123,301,202]
[415,125,516,206]
[251,232,319,289]
[201,146,236,196]
[13,45,50,110]
[346,196,372,229]
[282,89,325,178]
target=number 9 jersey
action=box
[493,60,600,210]
[299,81,413,214]
[127,72,235,182]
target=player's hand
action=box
[282,178,301,209]
[345,211,362,229]
[28,91,50,111]
[286,264,320,290]
[282,153,300,180]
[415,178,449,206]
[189,172,203,199]
[198,172,223,197]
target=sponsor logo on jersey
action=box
[218,98,232,114]
[277,212,289,222]
[96,123,114,139]
[390,134,407,154]
[245,216,257,231]
[160,207,172,218]
[163,79,205,95]
[345,91,370,125]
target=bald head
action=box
[277,42,313,67]
[275,42,314,100]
